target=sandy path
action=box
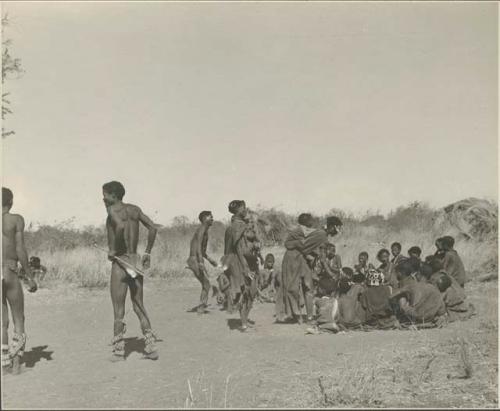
[2,279,497,409]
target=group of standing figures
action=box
[2,180,473,374]
[187,199,343,332]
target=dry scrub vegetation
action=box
[25,199,497,289]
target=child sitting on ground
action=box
[306,284,340,334]
[376,248,398,289]
[258,253,279,303]
[354,252,374,277]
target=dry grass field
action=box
[3,199,497,408]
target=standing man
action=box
[2,187,37,374]
[102,181,160,361]
[187,211,219,314]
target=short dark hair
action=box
[29,256,41,267]
[228,200,245,215]
[265,253,275,262]
[352,273,366,284]
[441,236,455,250]
[102,181,125,200]
[337,278,351,294]
[198,210,212,222]
[435,273,452,292]
[419,263,433,280]
[326,216,342,228]
[377,248,390,259]
[395,260,414,277]
[297,213,314,227]
[391,242,402,250]
[2,187,13,207]
[359,251,369,259]
[408,246,422,256]
[341,266,354,279]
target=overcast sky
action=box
[1,1,497,227]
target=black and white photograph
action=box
[1,1,498,409]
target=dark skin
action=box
[358,254,369,267]
[391,245,401,259]
[233,204,254,281]
[103,189,158,338]
[2,200,37,350]
[189,213,218,269]
[377,251,390,265]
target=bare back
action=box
[107,203,141,255]
[2,213,21,262]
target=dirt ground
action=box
[2,277,498,409]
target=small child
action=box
[306,285,339,334]
[325,243,342,278]
[354,252,374,277]
[258,253,279,303]
[376,249,398,289]
[19,256,47,285]
[391,242,407,266]
[407,246,422,261]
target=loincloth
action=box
[113,253,143,278]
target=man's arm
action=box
[138,208,158,269]
[201,229,218,267]
[15,216,37,292]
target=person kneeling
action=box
[390,260,447,329]
[427,257,475,322]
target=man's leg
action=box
[129,275,152,332]
[110,263,128,361]
[2,281,11,370]
[197,266,211,312]
[302,279,314,322]
[129,276,158,360]
[4,271,26,374]
[187,258,207,312]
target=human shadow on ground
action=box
[123,337,145,358]
[22,345,54,368]
[227,318,242,330]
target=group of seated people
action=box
[254,235,475,333]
